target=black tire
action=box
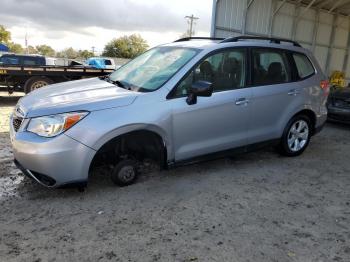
[279,114,311,157]
[111,159,138,187]
[24,76,54,94]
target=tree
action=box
[8,42,23,54]
[36,44,55,57]
[27,45,38,54]
[102,34,148,58]
[56,47,79,59]
[0,25,11,44]
[77,49,94,59]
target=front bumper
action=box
[327,105,350,124]
[10,122,96,188]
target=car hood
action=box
[19,78,139,118]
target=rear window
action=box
[293,53,315,79]
[23,59,37,66]
[104,59,112,65]
[252,49,291,86]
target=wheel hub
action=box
[287,120,309,152]
[32,81,48,90]
[118,166,135,182]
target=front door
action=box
[169,48,252,161]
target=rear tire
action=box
[111,159,138,187]
[24,76,54,94]
[279,115,311,157]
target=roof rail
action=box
[220,36,302,47]
[174,37,225,42]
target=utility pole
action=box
[25,26,28,54]
[91,46,95,56]
[185,14,199,37]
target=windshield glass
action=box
[109,46,200,92]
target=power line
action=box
[185,14,199,37]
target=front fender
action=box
[90,123,171,154]
[65,107,174,161]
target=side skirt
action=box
[167,139,280,169]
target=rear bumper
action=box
[327,106,350,124]
[10,127,96,188]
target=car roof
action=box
[162,37,310,55]
[2,54,44,58]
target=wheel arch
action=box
[88,125,169,173]
[291,108,317,135]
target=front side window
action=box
[109,47,199,92]
[293,53,315,79]
[252,49,291,86]
[175,49,246,96]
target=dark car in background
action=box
[0,54,46,66]
[327,87,350,124]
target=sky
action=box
[0,0,213,54]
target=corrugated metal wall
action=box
[212,0,350,79]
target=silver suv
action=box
[10,36,329,188]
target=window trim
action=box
[291,52,316,81]
[166,47,249,100]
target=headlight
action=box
[27,112,88,137]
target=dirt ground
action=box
[0,91,349,262]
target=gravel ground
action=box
[0,93,349,262]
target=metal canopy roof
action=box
[297,0,350,16]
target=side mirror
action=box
[186,80,213,105]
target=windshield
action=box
[108,46,200,92]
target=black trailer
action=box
[0,65,114,94]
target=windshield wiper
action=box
[100,76,139,91]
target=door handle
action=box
[235,98,249,106]
[288,89,300,96]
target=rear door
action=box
[169,48,253,161]
[248,48,303,143]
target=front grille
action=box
[12,117,23,132]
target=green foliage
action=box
[77,49,94,59]
[102,34,149,59]
[8,42,23,54]
[0,25,11,44]
[56,47,79,59]
[36,44,55,57]
[27,45,38,54]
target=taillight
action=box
[320,80,330,96]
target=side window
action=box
[23,58,37,66]
[293,53,315,79]
[252,49,291,86]
[104,59,112,65]
[175,49,246,96]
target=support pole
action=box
[242,0,255,35]
[269,0,288,37]
[211,0,218,37]
[325,14,338,76]
[312,9,320,52]
[291,1,302,40]
[342,17,350,73]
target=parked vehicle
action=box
[87,57,116,70]
[327,87,350,124]
[0,54,114,93]
[10,36,329,189]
